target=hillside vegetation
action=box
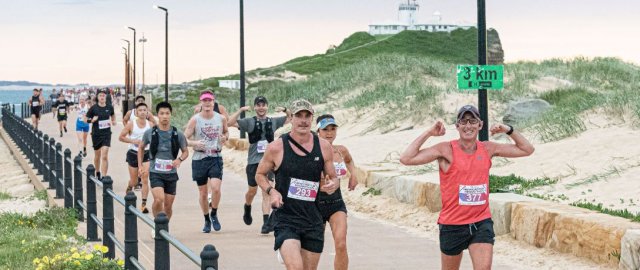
[172,29,640,141]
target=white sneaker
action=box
[276,249,284,264]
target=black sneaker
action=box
[83,147,87,157]
[96,172,102,181]
[64,126,67,133]
[243,204,252,225]
[60,131,63,137]
[261,223,269,234]
[211,215,221,231]
[202,218,211,233]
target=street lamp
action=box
[121,39,131,100]
[122,47,129,106]
[126,26,136,97]
[139,34,147,93]
[153,5,168,102]
[239,0,246,138]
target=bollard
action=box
[55,143,63,199]
[63,149,72,209]
[200,245,219,270]
[102,176,115,259]
[73,154,84,221]
[86,164,99,241]
[42,134,49,183]
[155,212,170,270]
[48,138,56,189]
[124,192,138,270]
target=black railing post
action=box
[200,245,219,270]
[86,164,99,241]
[124,191,138,270]
[42,134,49,183]
[155,212,170,270]
[102,176,115,259]
[11,104,15,115]
[55,143,63,199]
[63,149,72,209]
[36,131,43,174]
[73,154,83,221]
[48,138,56,189]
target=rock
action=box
[620,229,640,270]
[502,99,551,126]
[488,193,542,235]
[511,201,639,266]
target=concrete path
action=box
[34,107,512,269]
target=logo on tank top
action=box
[314,157,319,161]
[201,125,220,140]
[477,155,483,161]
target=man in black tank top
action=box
[255,99,339,269]
[29,88,44,129]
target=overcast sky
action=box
[1,0,638,85]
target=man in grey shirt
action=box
[228,96,290,234]
[139,102,189,221]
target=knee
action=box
[246,187,257,196]
[154,198,164,205]
[211,185,221,194]
[100,155,108,162]
[335,238,347,253]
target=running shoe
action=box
[261,223,269,234]
[243,204,253,225]
[140,202,149,214]
[83,147,87,157]
[125,186,133,194]
[134,178,142,191]
[211,215,221,231]
[202,218,212,233]
[60,131,63,137]
[64,126,67,133]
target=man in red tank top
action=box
[400,105,535,270]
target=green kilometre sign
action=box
[457,65,504,90]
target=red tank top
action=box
[438,140,492,225]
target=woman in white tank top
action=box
[75,96,91,156]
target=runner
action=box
[75,95,90,157]
[123,95,156,127]
[119,102,153,214]
[228,96,290,234]
[184,90,229,233]
[52,94,73,137]
[84,89,115,180]
[139,101,189,220]
[315,114,358,270]
[28,88,44,129]
[255,99,339,270]
[399,105,535,270]
[49,89,59,103]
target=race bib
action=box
[287,178,319,202]
[257,140,268,153]
[32,101,39,107]
[98,120,110,129]
[154,159,173,172]
[334,162,348,178]
[458,184,488,206]
[204,139,220,156]
[58,108,66,115]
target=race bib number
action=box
[334,162,347,177]
[287,178,319,202]
[98,120,111,129]
[154,159,173,172]
[257,140,268,153]
[32,101,39,107]
[58,108,66,115]
[458,184,488,206]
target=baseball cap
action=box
[316,117,338,129]
[254,96,268,105]
[96,89,107,95]
[290,99,314,115]
[457,105,481,121]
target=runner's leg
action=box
[328,211,348,270]
[141,162,150,201]
[198,182,209,214]
[280,240,304,270]
[100,146,109,176]
[468,243,492,270]
[300,248,321,270]
[441,253,463,270]
[210,178,222,209]
[164,194,176,220]
[127,166,138,191]
[93,147,102,175]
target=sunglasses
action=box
[458,118,480,125]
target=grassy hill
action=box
[170,30,640,141]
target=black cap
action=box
[457,105,481,121]
[96,89,107,95]
[254,96,268,105]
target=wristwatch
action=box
[506,124,514,135]
[178,157,185,162]
[266,186,273,195]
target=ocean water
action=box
[0,90,53,118]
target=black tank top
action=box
[31,95,41,107]
[274,133,324,228]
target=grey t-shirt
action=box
[238,116,287,165]
[142,127,188,174]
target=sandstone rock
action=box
[488,193,542,235]
[620,229,640,270]
[502,99,551,126]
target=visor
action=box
[200,92,215,101]
[317,117,338,130]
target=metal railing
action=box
[1,106,219,270]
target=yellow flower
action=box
[100,245,109,254]
[21,239,25,244]
[84,253,94,260]
[74,260,81,266]
[102,258,108,263]
[70,247,78,253]
[32,258,40,265]
[62,234,67,240]
[93,244,102,250]
[72,252,80,259]
[42,256,49,264]
[117,259,124,266]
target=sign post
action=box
[477,0,488,141]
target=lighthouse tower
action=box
[398,0,419,29]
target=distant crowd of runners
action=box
[27,86,534,270]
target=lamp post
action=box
[122,47,129,109]
[154,5,169,102]
[239,0,246,138]
[121,39,131,99]
[126,26,136,97]
[139,34,147,93]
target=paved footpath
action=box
[35,107,512,269]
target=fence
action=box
[1,105,219,270]
[1,100,54,119]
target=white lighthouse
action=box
[368,0,474,35]
[398,0,419,27]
